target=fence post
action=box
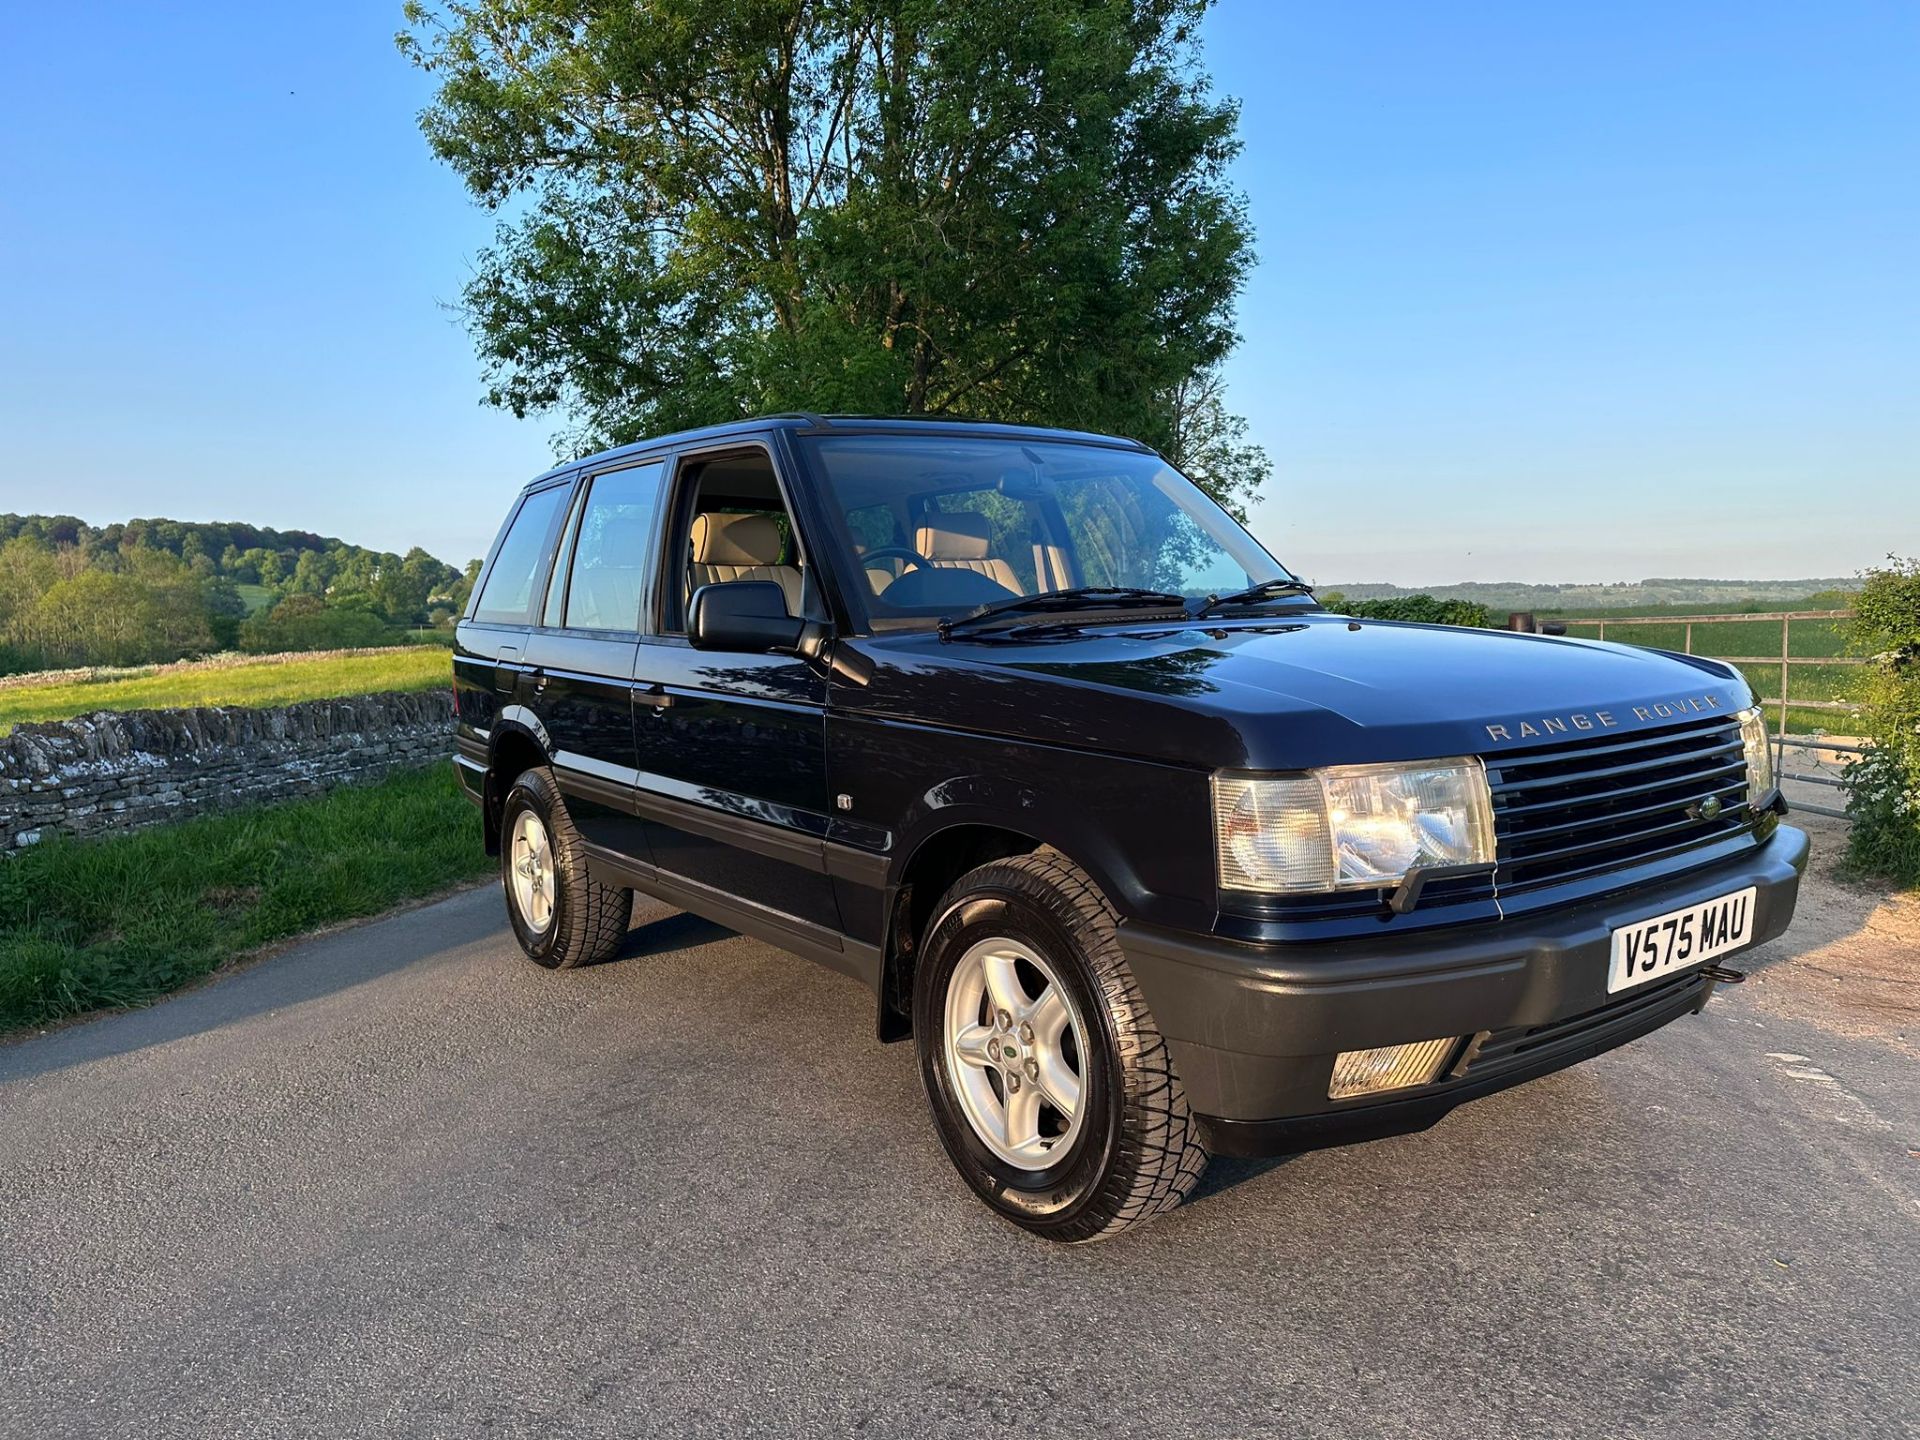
[1684,621,1693,654]
[1597,620,1606,642]
[1778,615,1791,742]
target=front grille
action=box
[1486,712,1755,895]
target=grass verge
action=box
[0,764,490,1033]
[0,647,451,735]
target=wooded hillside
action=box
[0,514,476,675]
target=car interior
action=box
[676,453,805,622]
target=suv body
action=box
[454,415,1806,1239]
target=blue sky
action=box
[1,2,1913,583]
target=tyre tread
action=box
[934,847,1209,1240]
[504,766,632,968]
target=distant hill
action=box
[0,513,477,676]
[1318,578,1857,614]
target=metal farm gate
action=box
[1575,610,1860,821]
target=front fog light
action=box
[1739,707,1774,808]
[1328,1038,1461,1099]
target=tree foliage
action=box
[1842,555,1920,887]
[0,515,475,675]
[1316,592,1497,629]
[400,0,1268,511]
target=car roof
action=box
[520,415,1154,492]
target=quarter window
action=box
[472,484,568,624]
[563,462,665,630]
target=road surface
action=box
[3,865,1916,1438]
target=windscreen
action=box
[801,435,1292,628]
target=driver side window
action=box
[664,448,813,631]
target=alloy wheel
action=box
[942,936,1090,1171]
[509,809,556,934]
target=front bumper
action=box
[1119,825,1809,1157]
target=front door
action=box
[629,443,843,940]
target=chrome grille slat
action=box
[1491,740,1742,794]
[1488,713,1756,893]
[1493,760,1747,819]
[1486,723,1740,768]
[1501,783,1746,846]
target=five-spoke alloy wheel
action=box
[508,809,557,936]
[943,937,1089,1171]
[915,848,1210,1241]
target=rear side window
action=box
[562,462,665,631]
[472,484,568,624]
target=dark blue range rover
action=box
[452,415,1806,1241]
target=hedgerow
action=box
[1841,556,1920,887]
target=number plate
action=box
[1607,887,1756,994]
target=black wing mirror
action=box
[686,580,876,686]
[688,580,807,654]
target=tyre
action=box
[913,848,1209,1241]
[499,765,633,969]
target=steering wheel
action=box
[858,544,932,571]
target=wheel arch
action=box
[483,714,551,857]
[875,804,1142,1043]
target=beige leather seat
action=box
[854,541,904,596]
[689,511,803,613]
[913,513,1023,594]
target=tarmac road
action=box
[3,883,1916,1439]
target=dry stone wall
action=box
[0,691,455,850]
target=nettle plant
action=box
[1842,556,1920,886]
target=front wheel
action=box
[913,849,1209,1241]
[499,765,632,969]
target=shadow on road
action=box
[609,910,733,962]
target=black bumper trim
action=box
[1120,826,1808,1129]
[1200,968,1713,1157]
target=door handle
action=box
[635,684,674,711]
[492,645,520,694]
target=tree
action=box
[400,0,1269,506]
[289,549,331,596]
[240,594,394,654]
[1160,363,1267,520]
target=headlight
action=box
[1214,758,1496,893]
[1739,706,1773,807]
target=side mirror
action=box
[688,580,808,654]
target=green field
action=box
[0,764,491,1032]
[1552,612,1859,735]
[0,647,450,735]
[235,583,277,615]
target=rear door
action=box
[454,478,575,739]
[520,458,668,861]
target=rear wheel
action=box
[914,849,1209,1241]
[500,765,632,969]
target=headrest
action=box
[692,511,784,566]
[914,512,993,561]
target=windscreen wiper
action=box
[1190,577,1316,617]
[938,586,1189,641]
